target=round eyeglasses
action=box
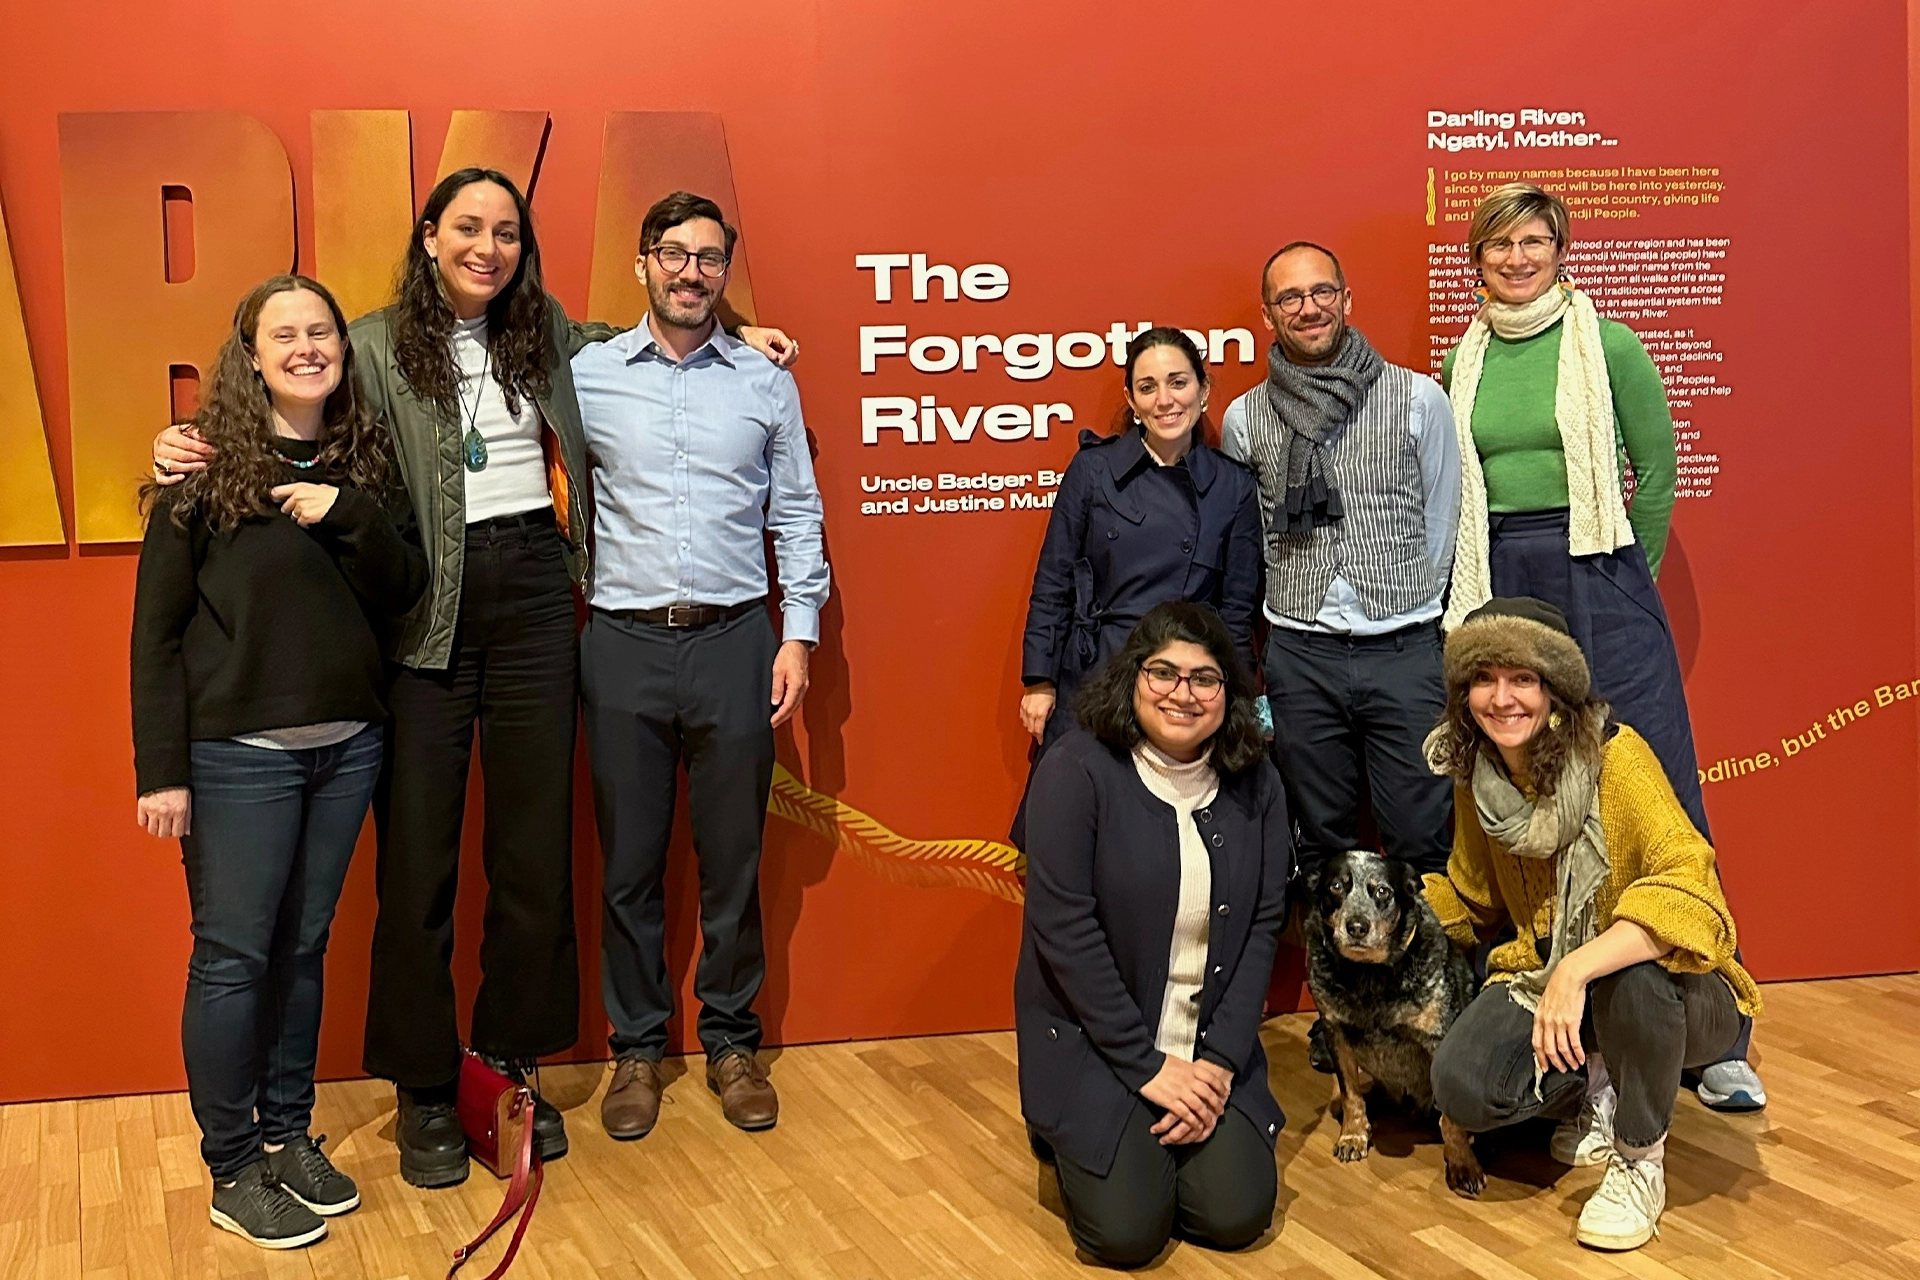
[1140,662,1226,702]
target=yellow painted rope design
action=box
[767,763,1027,904]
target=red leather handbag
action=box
[446,1051,543,1280]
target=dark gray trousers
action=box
[1263,622,1453,877]
[581,606,777,1060]
[1431,962,1741,1149]
[1054,1102,1276,1269]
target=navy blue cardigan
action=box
[1015,728,1291,1176]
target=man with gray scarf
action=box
[1222,240,1460,921]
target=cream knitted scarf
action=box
[1443,285,1633,631]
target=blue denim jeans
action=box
[180,726,381,1179]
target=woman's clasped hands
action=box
[1139,1053,1234,1145]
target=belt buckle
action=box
[665,603,699,628]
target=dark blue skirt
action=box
[1485,508,1711,840]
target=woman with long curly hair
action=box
[152,168,796,1183]
[132,274,428,1251]
[1423,597,1759,1250]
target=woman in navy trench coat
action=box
[1019,328,1262,751]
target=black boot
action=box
[1308,1017,1336,1074]
[478,1054,569,1162]
[396,1085,469,1188]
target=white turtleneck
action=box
[1133,741,1220,1060]
[453,316,551,523]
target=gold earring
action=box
[1548,710,1563,730]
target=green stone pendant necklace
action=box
[461,343,492,473]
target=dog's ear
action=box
[1300,861,1325,897]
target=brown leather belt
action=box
[598,598,764,629]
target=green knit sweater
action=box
[1442,318,1676,576]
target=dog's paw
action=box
[1333,1130,1371,1163]
[1445,1156,1486,1198]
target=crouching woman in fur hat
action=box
[1423,597,1759,1251]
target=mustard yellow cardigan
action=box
[1424,726,1761,1017]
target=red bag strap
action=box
[446,1088,543,1280]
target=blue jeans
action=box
[180,727,381,1179]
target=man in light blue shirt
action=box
[572,192,828,1139]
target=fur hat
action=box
[1443,597,1592,703]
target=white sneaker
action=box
[1577,1149,1666,1250]
[1551,1083,1617,1166]
[1696,1060,1766,1112]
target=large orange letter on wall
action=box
[437,111,550,194]
[60,113,294,543]
[0,192,63,546]
[587,113,757,329]
[312,110,414,323]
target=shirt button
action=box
[1107,529,1118,539]
[1268,1123,1278,1136]
[1210,833,1223,847]
[1181,539,1193,552]
[1213,965,1223,975]
[1197,809,1210,823]
[678,496,686,504]
[1048,1027,1058,1040]
[1217,903,1230,917]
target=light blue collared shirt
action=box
[571,318,829,644]
[1222,374,1460,636]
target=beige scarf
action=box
[1443,285,1633,631]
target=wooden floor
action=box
[3,975,1917,1280]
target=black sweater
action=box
[130,442,429,795]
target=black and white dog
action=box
[1303,849,1485,1196]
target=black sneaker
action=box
[266,1134,360,1215]
[397,1087,470,1188]
[209,1160,327,1249]
[478,1054,569,1162]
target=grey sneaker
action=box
[209,1160,327,1249]
[266,1134,360,1215]
[1696,1060,1766,1112]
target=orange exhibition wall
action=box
[1,1,1916,1103]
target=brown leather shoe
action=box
[706,1050,778,1131]
[601,1056,664,1140]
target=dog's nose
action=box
[1345,918,1369,941]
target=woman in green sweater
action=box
[1440,182,1762,1114]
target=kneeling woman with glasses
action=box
[1016,601,1292,1268]
[132,275,427,1250]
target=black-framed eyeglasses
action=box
[1140,661,1226,702]
[648,244,731,278]
[1266,283,1343,315]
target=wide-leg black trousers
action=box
[362,514,582,1088]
